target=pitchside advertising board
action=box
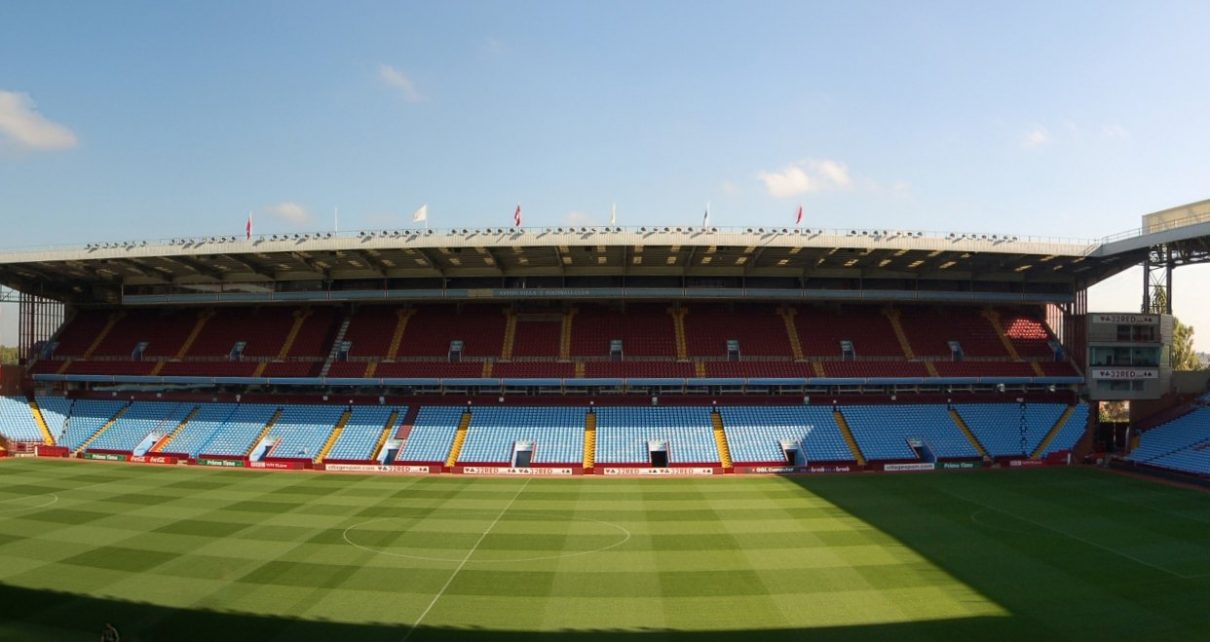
[1085,312,1173,401]
[600,467,718,477]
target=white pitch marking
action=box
[400,478,531,642]
[0,493,59,512]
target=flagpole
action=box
[334,207,339,233]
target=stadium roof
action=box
[2,199,1208,305]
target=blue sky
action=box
[2,1,1209,347]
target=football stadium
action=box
[0,198,1209,640]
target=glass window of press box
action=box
[1089,346,1161,367]
[1097,379,1147,392]
[1115,324,1157,342]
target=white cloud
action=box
[378,64,425,103]
[0,90,78,151]
[757,159,852,198]
[264,202,312,225]
[1022,126,1050,148]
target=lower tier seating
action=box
[325,406,403,461]
[197,404,278,457]
[89,401,194,452]
[264,405,346,459]
[0,396,43,442]
[842,404,979,460]
[954,403,1067,457]
[396,406,463,463]
[594,407,718,464]
[1127,406,1210,474]
[720,406,852,463]
[457,406,584,464]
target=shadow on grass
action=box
[0,580,1004,642]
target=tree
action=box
[0,346,16,366]
[1149,285,1201,371]
[1171,318,1201,371]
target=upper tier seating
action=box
[88,401,194,452]
[511,316,563,358]
[684,305,791,357]
[822,361,930,378]
[795,307,903,357]
[398,306,506,357]
[594,407,718,464]
[720,406,852,463]
[90,309,197,358]
[344,307,400,358]
[457,406,585,464]
[396,406,463,463]
[50,311,112,356]
[570,304,676,357]
[188,308,295,358]
[954,403,1066,457]
[583,362,694,378]
[494,362,576,378]
[704,362,813,378]
[933,362,1037,378]
[64,360,156,376]
[898,308,1007,358]
[1002,313,1057,357]
[374,362,484,378]
[39,304,1077,383]
[0,396,42,442]
[842,404,979,461]
[325,406,403,461]
[159,362,259,377]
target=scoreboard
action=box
[1085,312,1173,400]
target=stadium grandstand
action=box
[0,198,1208,478]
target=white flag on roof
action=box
[411,204,428,223]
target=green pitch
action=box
[1,460,1209,641]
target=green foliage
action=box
[0,345,16,365]
[1172,318,1202,371]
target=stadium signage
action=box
[1008,459,1044,467]
[600,467,716,477]
[325,464,396,473]
[883,462,936,472]
[129,455,179,465]
[83,453,128,462]
[197,458,245,468]
[250,461,305,470]
[940,462,978,470]
[1092,313,1158,325]
[1090,368,1159,380]
[461,467,575,476]
[808,465,852,473]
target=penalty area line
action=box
[400,477,532,642]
